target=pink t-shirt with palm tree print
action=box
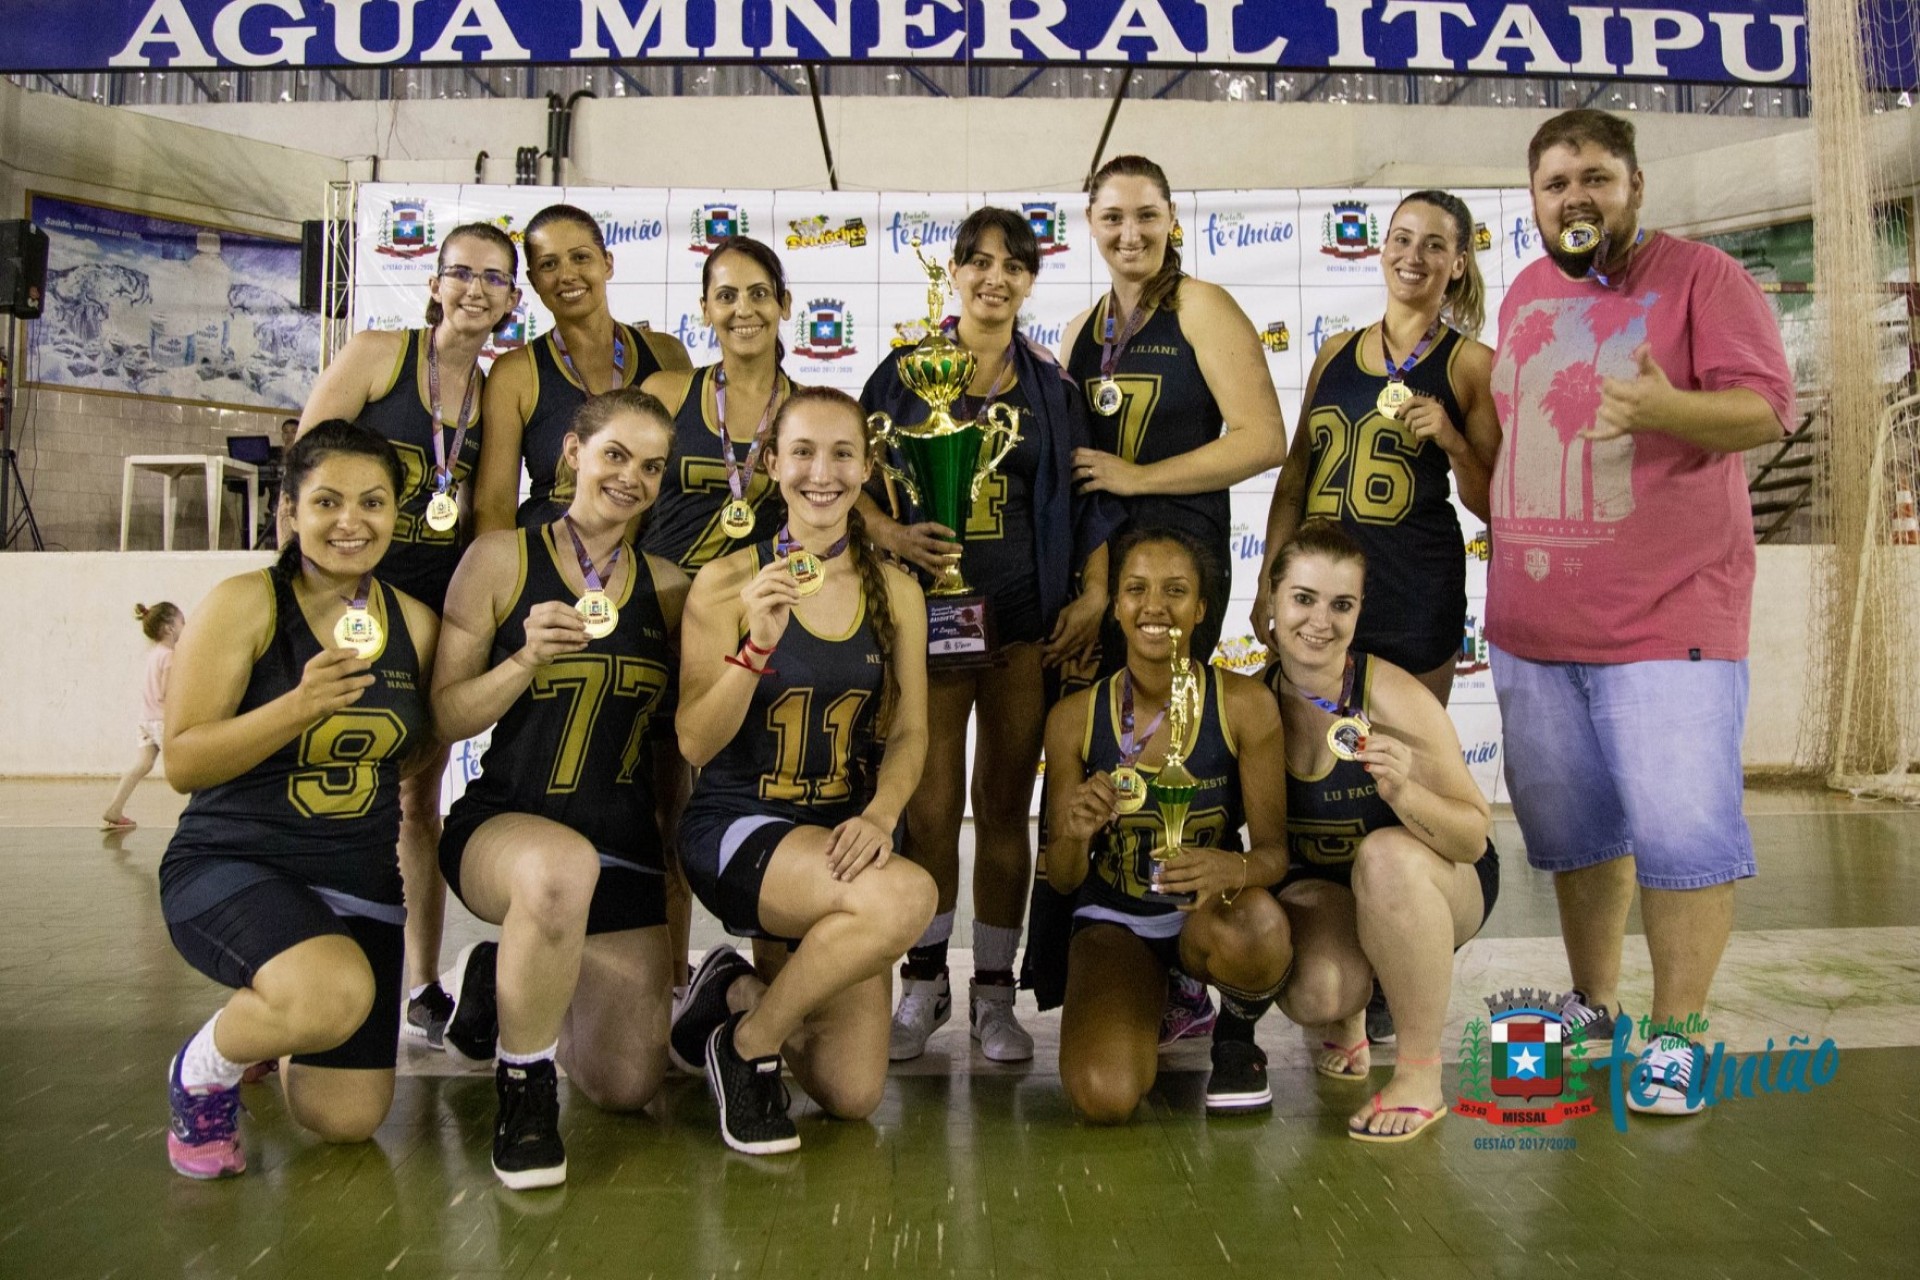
[1487,232,1794,664]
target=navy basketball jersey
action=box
[161,570,428,920]
[1268,652,1399,886]
[450,525,674,868]
[1300,327,1468,671]
[360,329,480,613]
[640,365,788,571]
[688,542,885,827]
[517,322,663,526]
[1075,665,1244,920]
[1067,291,1230,563]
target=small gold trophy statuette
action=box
[1147,626,1202,901]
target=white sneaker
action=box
[969,981,1034,1063]
[888,971,952,1061]
[1626,1034,1706,1115]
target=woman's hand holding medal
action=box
[1062,771,1121,845]
[1353,728,1413,804]
[1397,394,1466,457]
[295,646,376,719]
[513,601,590,670]
[741,556,802,653]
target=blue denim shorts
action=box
[1490,645,1756,890]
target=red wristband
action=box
[741,638,776,657]
[723,651,775,677]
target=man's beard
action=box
[1543,213,1633,278]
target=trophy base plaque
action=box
[926,595,1000,670]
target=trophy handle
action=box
[866,411,922,509]
[968,402,1024,503]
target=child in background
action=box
[102,602,183,832]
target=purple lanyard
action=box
[1380,316,1441,387]
[1099,295,1149,381]
[1117,669,1169,766]
[1588,228,1647,289]
[1299,654,1359,718]
[551,324,628,396]
[776,525,850,562]
[302,560,372,611]
[944,319,1015,423]
[426,328,478,492]
[714,365,781,502]
[562,515,622,591]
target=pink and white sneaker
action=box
[167,1040,246,1179]
[1159,972,1217,1048]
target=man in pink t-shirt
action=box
[1488,110,1793,1117]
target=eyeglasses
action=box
[439,265,516,291]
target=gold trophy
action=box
[868,240,1023,664]
[1146,626,1203,904]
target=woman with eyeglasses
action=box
[297,221,522,1052]
[477,204,692,534]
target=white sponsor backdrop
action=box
[353,184,1547,802]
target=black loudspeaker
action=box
[0,221,49,319]
[299,219,349,318]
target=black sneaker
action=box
[1365,981,1397,1046]
[670,945,756,1074]
[1205,1038,1273,1114]
[405,981,456,1050]
[706,1014,800,1155]
[1559,989,1617,1047]
[491,1059,566,1189]
[444,941,499,1066]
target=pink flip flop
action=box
[1315,1037,1371,1080]
[1348,1092,1445,1143]
[100,817,138,832]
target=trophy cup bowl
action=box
[867,330,1022,598]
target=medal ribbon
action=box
[1298,654,1359,719]
[562,515,623,592]
[551,323,629,396]
[1380,315,1442,389]
[1586,228,1646,289]
[301,559,373,612]
[776,525,851,564]
[714,365,782,502]
[943,318,1016,425]
[1117,669,1169,767]
[426,328,478,493]
[1098,294,1149,381]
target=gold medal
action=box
[1559,221,1601,254]
[1111,765,1148,815]
[787,550,825,597]
[333,607,383,659]
[1327,714,1369,761]
[1093,378,1123,417]
[425,490,459,532]
[1375,381,1413,419]
[576,590,618,640]
[721,499,755,540]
